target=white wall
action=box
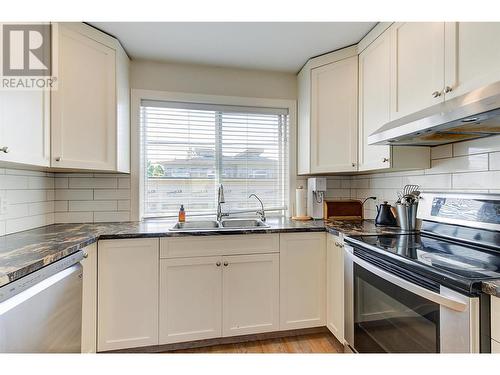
[130,60,297,99]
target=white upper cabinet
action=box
[297,47,358,174]
[358,24,430,172]
[444,22,500,99]
[0,90,50,167]
[51,23,130,172]
[390,22,445,120]
[358,28,392,171]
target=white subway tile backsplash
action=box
[55,189,93,201]
[453,135,500,156]
[54,212,93,223]
[69,200,118,212]
[54,200,68,212]
[94,189,131,200]
[0,169,132,235]
[425,154,488,175]
[69,177,118,189]
[402,174,452,190]
[54,177,69,189]
[452,171,500,190]
[490,152,500,170]
[94,211,130,223]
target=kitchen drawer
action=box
[160,234,279,258]
[491,295,500,342]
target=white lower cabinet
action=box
[159,252,279,344]
[97,238,159,351]
[222,253,279,337]
[159,256,222,344]
[327,234,345,343]
[81,243,97,353]
[279,233,326,330]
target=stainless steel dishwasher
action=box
[0,251,84,353]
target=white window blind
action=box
[141,100,289,218]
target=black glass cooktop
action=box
[350,233,500,281]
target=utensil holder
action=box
[396,202,418,231]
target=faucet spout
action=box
[249,193,266,222]
[217,184,228,222]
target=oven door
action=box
[344,244,479,353]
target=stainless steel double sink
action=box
[169,218,270,232]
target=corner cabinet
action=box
[358,24,430,172]
[51,23,130,172]
[297,47,358,174]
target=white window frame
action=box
[130,89,297,221]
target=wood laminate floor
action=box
[169,333,344,353]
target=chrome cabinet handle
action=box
[55,156,61,162]
[216,261,221,267]
[83,252,88,259]
[0,146,9,153]
[382,157,390,163]
[223,261,229,267]
[444,86,453,93]
[432,90,442,98]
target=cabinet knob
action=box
[223,261,229,267]
[216,261,221,267]
[83,252,88,259]
[55,156,61,162]
[444,86,453,93]
[0,146,9,153]
[432,91,442,98]
[351,163,356,167]
[382,157,390,163]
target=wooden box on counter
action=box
[323,200,363,221]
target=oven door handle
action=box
[350,252,468,312]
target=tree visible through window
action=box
[141,100,289,218]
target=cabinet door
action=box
[159,257,222,344]
[310,56,358,173]
[222,253,279,336]
[358,30,392,171]
[280,233,326,330]
[97,239,159,351]
[51,23,116,170]
[81,243,97,353]
[0,90,50,167]
[390,22,445,120]
[297,66,311,175]
[445,22,500,100]
[327,235,344,343]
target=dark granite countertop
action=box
[1,217,478,293]
[0,218,328,288]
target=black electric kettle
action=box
[375,201,397,227]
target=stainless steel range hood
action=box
[368,81,500,146]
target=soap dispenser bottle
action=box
[178,205,186,223]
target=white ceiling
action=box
[90,22,376,73]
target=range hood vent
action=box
[368,81,500,146]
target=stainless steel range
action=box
[344,192,500,353]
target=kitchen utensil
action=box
[396,201,418,230]
[375,201,398,226]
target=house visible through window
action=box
[141,100,289,218]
